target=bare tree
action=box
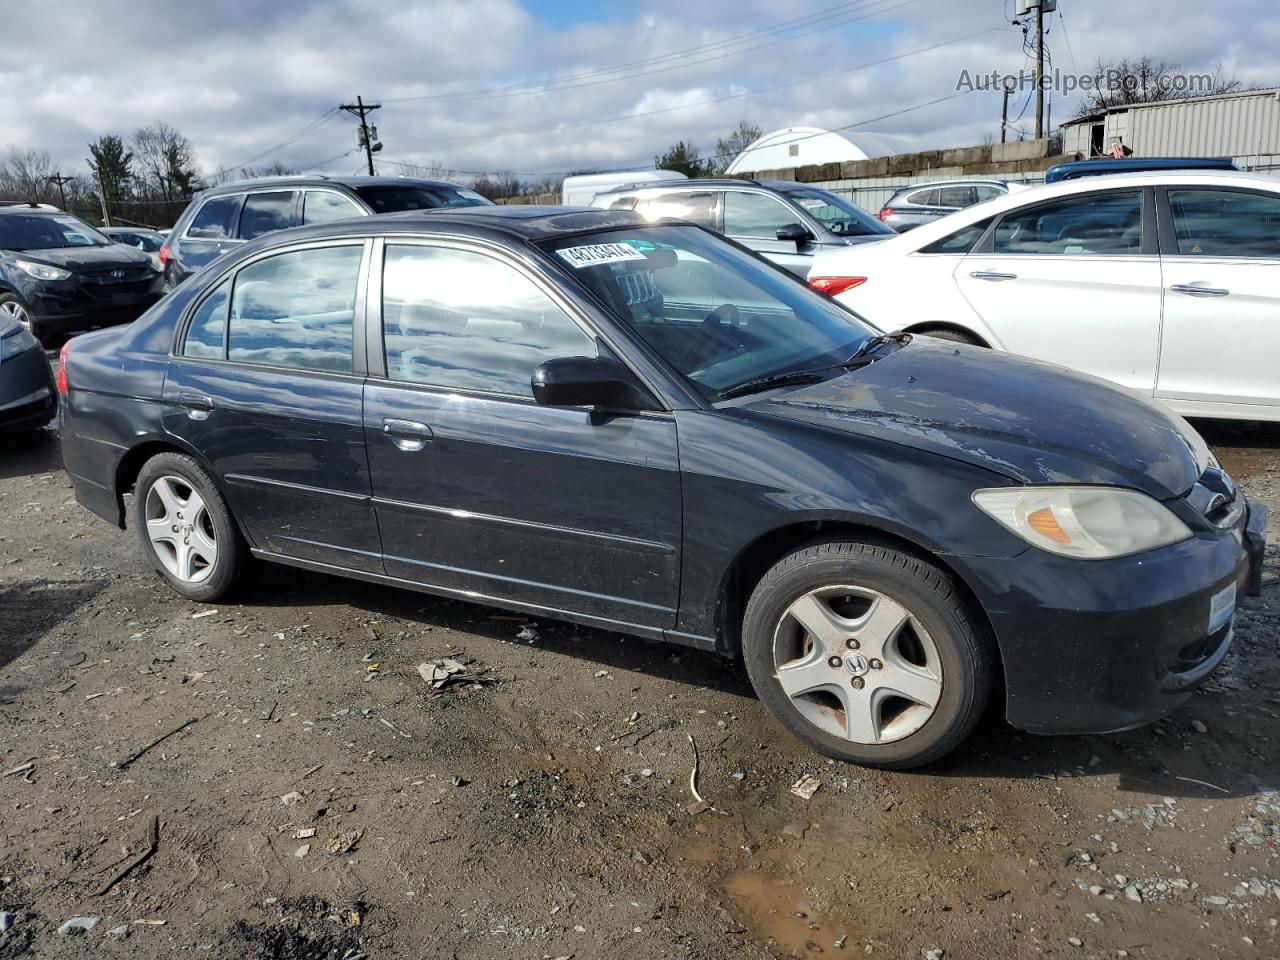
[0,147,56,202]
[390,159,449,179]
[131,122,200,201]
[713,121,762,174]
[470,172,525,200]
[1074,57,1242,117]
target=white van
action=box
[561,170,687,207]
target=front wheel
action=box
[742,541,994,769]
[133,452,247,602]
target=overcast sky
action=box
[2,0,1276,183]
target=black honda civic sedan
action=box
[57,206,1267,768]
[0,204,164,347]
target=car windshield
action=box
[354,184,492,213]
[540,225,876,400]
[781,188,892,237]
[0,213,109,251]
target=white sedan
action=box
[807,170,1280,422]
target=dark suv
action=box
[0,203,163,346]
[591,178,891,276]
[161,175,491,287]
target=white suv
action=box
[808,170,1280,422]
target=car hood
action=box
[754,339,1204,500]
[10,244,153,272]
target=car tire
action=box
[741,540,994,769]
[916,327,984,347]
[133,452,247,602]
[0,292,50,348]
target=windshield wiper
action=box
[718,369,835,401]
[841,331,913,368]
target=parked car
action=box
[562,169,686,206]
[1044,156,1237,184]
[102,226,167,272]
[591,178,892,276]
[0,311,56,432]
[0,204,164,347]
[160,175,492,288]
[808,170,1280,422]
[877,179,1019,232]
[57,206,1265,769]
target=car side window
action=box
[382,244,598,397]
[993,191,1143,256]
[1168,189,1280,258]
[187,195,243,240]
[723,191,799,238]
[937,185,977,207]
[639,192,715,228]
[226,244,363,372]
[919,218,993,255]
[908,188,939,207]
[182,279,230,359]
[238,191,299,241]
[973,184,1004,202]
[303,190,364,225]
[608,196,638,211]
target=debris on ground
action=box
[117,716,200,770]
[516,624,540,642]
[94,814,160,895]
[416,657,494,691]
[56,916,100,935]
[791,774,822,800]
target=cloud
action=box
[2,0,1275,183]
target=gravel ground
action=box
[1,418,1277,960]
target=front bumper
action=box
[20,272,163,336]
[953,500,1267,736]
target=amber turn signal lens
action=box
[1026,507,1071,544]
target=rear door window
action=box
[226,244,363,372]
[919,218,993,254]
[182,280,230,359]
[238,191,299,241]
[1167,189,1280,258]
[722,191,800,238]
[639,192,715,229]
[186,195,243,240]
[973,184,1005,202]
[907,188,940,207]
[937,185,977,208]
[993,191,1143,256]
[303,190,364,225]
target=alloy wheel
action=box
[772,584,943,744]
[0,300,30,330]
[144,475,217,583]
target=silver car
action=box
[878,179,1014,232]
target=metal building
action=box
[1062,88,1280,167]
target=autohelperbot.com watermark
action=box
[956,68,1219,97]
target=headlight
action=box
[0,325,40,361]
[14,258,72,281]
[972,486,1192,559]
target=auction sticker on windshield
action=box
[556,242,647,269]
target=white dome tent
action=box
[724,126,895,175]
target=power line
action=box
[400,26,1007,146]
[377,89,979,179]
[339,97,381,175]
[382,0,926,106]
[218,108,339,173]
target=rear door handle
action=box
[382,418,433,452]
[1170,283,1230,298]
[176,392,214,420]
[970,271,1018,282]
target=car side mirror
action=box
[531,356,659,411]
[776,222,813,246]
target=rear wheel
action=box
[742,541,994,769]
[0,293,50,347]
[133,452,247,602]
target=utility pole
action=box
[339,95,382,175]
[1034,0,1046,140]
[46,173,74,209]
[94,168,112,226]
[1001,84,1011,144]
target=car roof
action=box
[231,205,651,248]
[1044,156,1237,183]
[876,169,1280,250]
[596,177,799,197]
[195,174,468,196]
[0,203,65,215]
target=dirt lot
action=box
[1,419,1278,960]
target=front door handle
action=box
[382,418,433,452]
[969,271,1018,282]
[176,392,214,420]
[1170,283,1230,298]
